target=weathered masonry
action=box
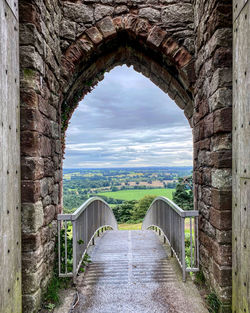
[0,0,249,312]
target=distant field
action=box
[118,223,142,230]
[97,188,174,201]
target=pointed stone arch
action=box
[18,1,233,312]
[60,15,195,136]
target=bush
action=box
[112,201,137,223]
[131,195,156,221]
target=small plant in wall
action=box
[206,292,221,313]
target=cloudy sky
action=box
[64,65,193,168]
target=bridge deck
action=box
[73,230,208,313]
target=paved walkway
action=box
[73,230,208,313]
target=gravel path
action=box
[73,230,208,313]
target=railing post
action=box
[73,221,77,277]
[181,217,186,282]
[64,221,68,275]
[58,221,61,276]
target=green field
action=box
[118,223,142,230]
[97,188,174,201]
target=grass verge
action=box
[118,223,142,230]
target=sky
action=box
[63,65,193,168]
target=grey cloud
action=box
[64,66,192,168]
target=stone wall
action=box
[193,1,233,311]
[0,0,21,312]
[232,0,250,312]
[19,0,62,311]
[18,0,233,312]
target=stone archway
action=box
[19,1,233,312]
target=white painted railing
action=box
[142,196,199,281]
[57,197,118,277]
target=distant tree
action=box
[112,201,137,223]
[111,186,118,192]
[173,176,193,210]
[131,195,156,221]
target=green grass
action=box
[118,223,142,230]
[98,188,174,201]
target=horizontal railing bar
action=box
[185,268,199,272]
[57,196,117,222]
[145,196,198,217]
[59,273,74,278]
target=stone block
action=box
[139,8,160,22]
[43,205,56,225]
[52,184,59,205]
[211,150,232,168]
[135,18,151,39]
[173,48,192,68]
[214,107,232,133]
[22,289,41,313]
[21,157,44,180]
[21,181,41,203]
[161,3,193,26]
[162,37,179,57]
[115,5,129,15]
[22,201,44,233]
[210,208,232,230]
[211,189,232,211]
[22,264,45,294]
[63,3,94,23]
[20,90,39,108]
[40,178,49,198]
[40,136,52,157]
[211,169,232,190]
[216,229,232,244]
[94,5,114,21]
[50,121,59,139]
[21,131,40,157]
[113,16,125,31]
[86,27,103,44]
[97,16,116,38]
[20,46,44,74]
[44,158,54,177]
[147,26,166,48]
[19,3,41,32]
[212,241,232,266]
[208,88,232,111]
[22,232,41,252]
[210,67,232,96]
[211,133,232,151]
[60,20,76,40]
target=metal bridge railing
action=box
[142,196,199,281]
[57,197,118,278]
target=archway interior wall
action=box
[18,0,233,312]
[193,0,233,311]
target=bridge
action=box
[56,197,205,312]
